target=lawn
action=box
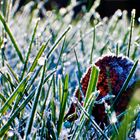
[0,1,140,139]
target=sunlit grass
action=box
[0,0,140,139]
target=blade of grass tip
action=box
[89,21,96,64]
[0,73,30,115]
[84,65,99,107]
[0,89,36,137]
[111,59,138,110]
[0,12,24,63]
[47,25,71,59]
[24,59,46,139]
[28,40,49,72]
[21,19,40,80]
[127,9,135,58]
[57,74,69,137]
[76,101,109,140]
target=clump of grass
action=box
[0,1,140,139]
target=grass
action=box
[0,1,140,139]
[0,12,24,63]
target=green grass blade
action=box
[112,110,136,140]
[6,61,19,82]
[131,43,138,60]
[40,77,53,118]
[72,93,98,140]
[40,120,45,139]
[43,69,56,84]
[6,73,15,92]
[26,66,42,91]
[127,9,135,57]
[21,19,39,80]
[24,60,46,138]
[28,41,49,72]
[57,74,69,137]
[122,30,129,46]
[0,70,16,90]
[111,59,138,109]
[56,37,66,68]
[10,66,42,116]
[0,93,6,103]
[70,22,102,51]
[1,0,7,17]
[74,49,82,80]
[116,43,119,56]
[80,30,85,55]
[74,48,85,99]
[50,76,56,123]
[84,65,99,106]
[10,66,53,118]
[0,12,24,63]
[0,74,30,114]
[58,76,63,107]
[90,21,96,64]
[0,89,36,137]
[47,25,71,59]
[11,66,42,114]
[76,100,109,140]
[112,91,140,140]
[0,37,3,48]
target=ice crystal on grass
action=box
[110,112,117,124]
[7,129,14,137]
[1,2,140,139]
[135,129,140,139]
